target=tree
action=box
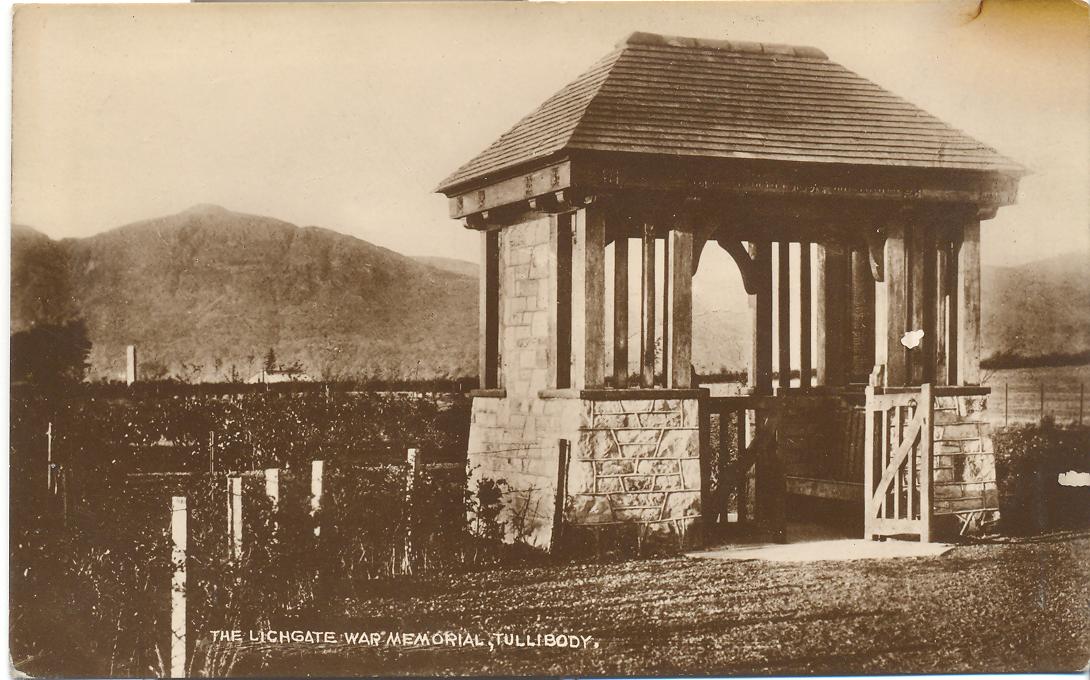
[263,347,277,372]
[10,319,92,387]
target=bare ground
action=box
[233,532,1090,676]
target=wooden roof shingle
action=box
[437,31,1022,194]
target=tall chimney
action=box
[126,345,137,385]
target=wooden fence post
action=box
[264,468,279,537]
[228,476,243,561]
[46,422,53,493]
[170,496,187,679]
[402,448,420,574]
[552,439,570,552]
[920,384,934,544]
[1040,382,1045,422]
[311,460,324,537]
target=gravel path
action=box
[234,532,1089,676]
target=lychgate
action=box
[437,32,1023,551]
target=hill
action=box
[10,207,1087,382]
[11,205,478,381]
[982,251,1090,360]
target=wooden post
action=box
[816,242,848,386]
[935,241,949,385]
[777,241,791,391]
[850,247,876,383]
[573,209,606,389]
[228,476,242,561]
[919,383,934,543]
[552,439,570,552]
[311,460,324,537]
[863,386,875,541]
[264,468,279,537]
[661,232,671,382]
[749,242,773,395]
[668,229,693,388]
[957,220,982,385]
[46,422,53,493]
[402,448,421,574]
[170,496,187,679]
[208,431,216,475]
[883,222,908,387]
[908,223,936,385]
[479,230,502,390]
[1040,382,1045,422]
[613,236,629,388]
[554,214,573,389]
[799,242,812,389]
[640,224,657,388]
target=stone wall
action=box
[932,394,998,534]
[566,397,702,551]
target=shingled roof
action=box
[437,32,1022,194]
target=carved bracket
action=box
[717,237,763,294]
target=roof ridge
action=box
[619,31,828,60]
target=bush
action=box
[993,419,1090,535]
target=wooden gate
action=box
[864,384,934,541]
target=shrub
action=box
[993,419,1090,535]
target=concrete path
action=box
[686,538,955,562]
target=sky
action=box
[11,0,1090,268]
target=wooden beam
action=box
[957,219,982,385]
[777,241,791,391]
[799,241,812,388]
[640,224,657,388]
[449,160,572,218]
[815,242,849,386]
[883,221,908,387]
[749,242,773,395]
[574,208,606,389]
[669,230,694,388]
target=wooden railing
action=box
[702,395,784,539]
[863,383,934,541]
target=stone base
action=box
[467,393,703,553]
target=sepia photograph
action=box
[8,0,1090,676]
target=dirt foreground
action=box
[234,532,1090,676]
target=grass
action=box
[230,531,1090,676]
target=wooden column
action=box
[957,219,982,385]
[668,229,693,388]
[573,208,606,389]
[777,241,791,391]
[640,224,656,388]
[799,241,812,388]
[881,222,908,387]
[850,247,875,383]
[661,234,671,382]
[816,242,849,386]
[553,214,573,389]
[935,239,949,386]
[612,236,629,388]
[749,242,773,395]
[479,230,501,389]
[907,222,936,385]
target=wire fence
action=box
[987,381,1086,426]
